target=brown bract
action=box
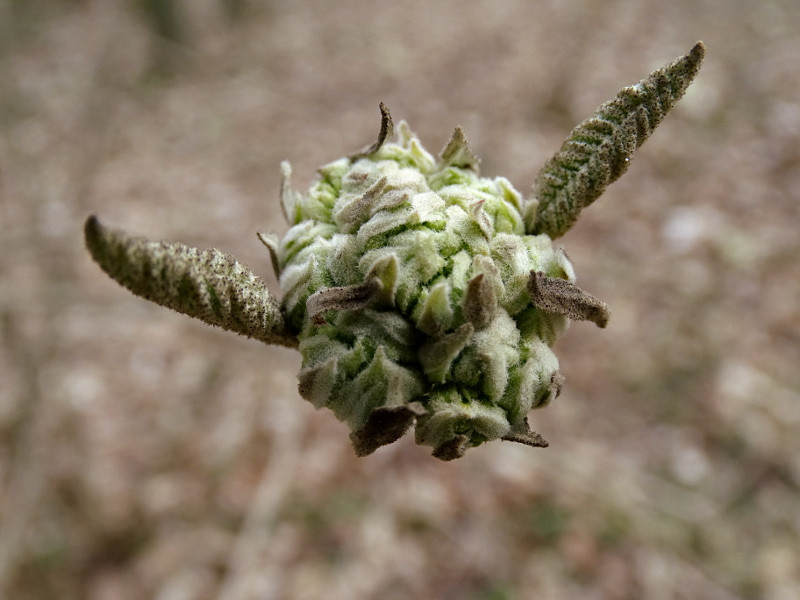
[528,271,611,328]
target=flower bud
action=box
[277,106,578,459]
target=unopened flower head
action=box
[268,110,581,459]
[85,43,704,460]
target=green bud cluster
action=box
[84,43,704,460]
[268,115,575,458]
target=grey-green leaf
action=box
[85,216,297,348]
[501,418,549,448]
[439,126,479,171]
[349,102,394,160]
[531,41,705,238]
[350,402,427,457]
[528,271,610,328]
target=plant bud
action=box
[277,106,579,459]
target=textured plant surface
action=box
[85,42,703,460]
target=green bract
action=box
[84,43,704,460]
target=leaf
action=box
[439,126,479,171]
[501,418,549,448]
[349,102,394,160]
[84,215,297,347]
[305,277,382,319]
[350,402,426,456]
[528,271,610,328]
[531,41,705,238]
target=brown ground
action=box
[2,1,799,599]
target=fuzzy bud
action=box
[84,43,704,460]
[277,105,583,458]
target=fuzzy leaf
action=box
[350,402,426,456]
[502,418,549,448]
[305,277,382,320]
[415,387,511,460]
[528,271,610,328]
[350,102,394,160]
[419,322,475,383]
[462,273,498,329]
[85,216,297,347]
[531,41,705,238]
[439,126,479,172]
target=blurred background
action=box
[1,0,799,598]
